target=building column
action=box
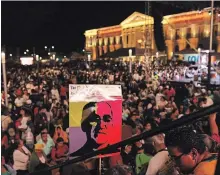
[92,46,97,60]
[109,37,115,52]
[99,46,103,56]
[216,36,220,53]
[189,38,199,49]
[122,29,128,48]
[98,38,103,56]
[128,32,132,48]
[85,37,88,48]
[109,45,115,52]
[103,38,108,54]
[131,28,135,47]
[115,36,121,50]
[103,46,108,54]
[176,39,187,51]
[165,40,175,60]
[151,26,156,51]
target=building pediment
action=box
[120,12,154,28]
[84,29,98,37]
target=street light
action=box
[52,54,55,60]
[48,52,51,55]
[156,52,159,59]
[24,52,27,55]
[26,49,29,52]
[36,55,40,93]
[129,49,132,73]
[88,54,91,69]
[36,55,39,61]
[1,52,8,107]
[45,46,47,49]
[52,46,54,49]
[9,54,12,57]
[88,54,91,61]
[156,52,159,65]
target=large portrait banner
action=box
[69,85,122,157]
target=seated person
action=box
[165,128,218,175]
[53,126,68,144]
[51,137,69,164]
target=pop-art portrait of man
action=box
[69,100,122,157]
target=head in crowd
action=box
[104,165,133,175]
[34,143,44,154]
[70,163,91,175]
[145,133,165,151]
[56,137,65,148]
[144,121,152,131]
[199,134,219,153]
[1,105,9,116]
[165,128,206,174]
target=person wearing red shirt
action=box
[51,137,68,164]
[60,85,67,104]
[167,86,176,100]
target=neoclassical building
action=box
[84,12,157,60]
[162,8,220,60]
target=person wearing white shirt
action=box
[145,134,172,175]
[155,92,164,107]
[51,86,60,102]
[13,140,31,175]
[14,97,24,107]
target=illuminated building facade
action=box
[84,12,157,60]
[162,8,220,60]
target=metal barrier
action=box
[30,103,220,175]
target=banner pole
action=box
[99,157,102,175]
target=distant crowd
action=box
[1,60,220,175]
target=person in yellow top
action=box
[164,127,218,175]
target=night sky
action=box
[2,1,218,54]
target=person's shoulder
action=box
[194,160,217,175]
[153,150,169,160]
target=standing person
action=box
[13,140,31,175]
[51,86,60,103]
[60,84,67,104]
[1,105,13,132]
[145,134,170,175]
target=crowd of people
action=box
[1,60,220,175]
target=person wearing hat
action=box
[28,143,52,175]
